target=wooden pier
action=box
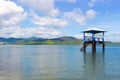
[80,29,106,53]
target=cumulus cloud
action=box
[0,0,65,38]
[31,12,68,28]
[64,8,97,25]
[0,0,27,27]
[0,0,97,38]
[105,32,120,42]
[20,0,54,12]
[86,9,97,19]
[115,32,120,35]
[64,9,86,25]
[0,26,61,38]
[47,8,60,17]
[19,0,59,17]
[74,34,83,39]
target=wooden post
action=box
[83,42,86,52]
[92,32,94,41]
[103,32,104,42]
[83,32,85,41]
[92,42,96,53]
[102,42,105,52]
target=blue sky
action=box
[0,0,120,42]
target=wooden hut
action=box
[80,28,106,53]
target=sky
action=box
[0,0,120,42]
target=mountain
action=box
[51,36,79,42]
[0,36,82,45]
[0,37,23,44]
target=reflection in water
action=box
[83,52,106,80]
[0,45,22,80]
[0,45,120,80]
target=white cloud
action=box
[64,9,86,25]
[86,9,97,19]
[88,0,102,7]
[105,32,120,42]
[0,26,61,38]
[0,0,27,27]
[115,32,120,35]
[47,8,60,17]
[0,0,98,38]
[31,13,68,28]
[74,34,83,39]
[0,0,67,38]
[64,8,97,25]
[19,0,59,17]
[20,0,54,12]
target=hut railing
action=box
[84,36,104,42]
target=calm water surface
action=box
[0,45,120,80]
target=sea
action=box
[0,44,120,80]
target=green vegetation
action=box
[1,36,119,45]
[0,36,82,45]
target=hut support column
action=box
[92,42,96,53]
[102,42,105,52]
[83,43,86,52]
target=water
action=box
[0,45,120,80]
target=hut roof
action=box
[82,28,106,33]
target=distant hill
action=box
[0,37,24,44]
[0,36,82,45]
